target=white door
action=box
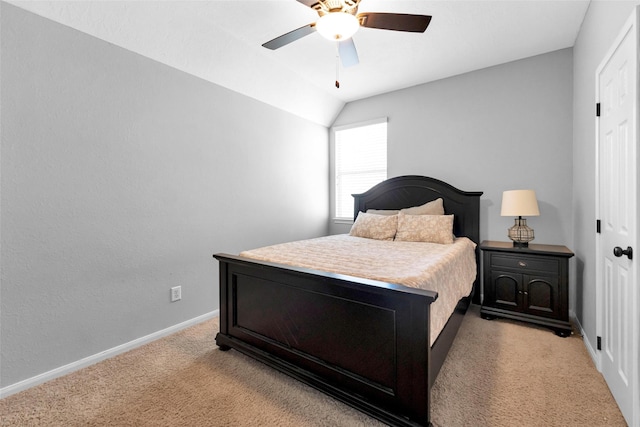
[596,7,639,427]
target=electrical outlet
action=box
[170,286,182,302]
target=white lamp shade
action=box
[316,12,359,41]
[500,190,540,217]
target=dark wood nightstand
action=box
[479,240,574,337]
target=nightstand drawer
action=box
[491,254,559,274]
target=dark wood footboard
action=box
[214,176,482,426]
[215,253,439,426]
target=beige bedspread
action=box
[240,234,477,345]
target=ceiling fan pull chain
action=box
[335,43,340,89]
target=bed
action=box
[214,175,482,426]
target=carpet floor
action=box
[0,305,626,426]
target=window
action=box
[334,118,387,219]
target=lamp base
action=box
[508,217,534,246]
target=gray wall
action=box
[1,3,328,388]
[572,1,640,353]
[330,48,574,253]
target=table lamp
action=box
[501,189,540,247]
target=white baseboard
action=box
[571,311,600,371]
[0,310,219,399]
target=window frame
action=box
[330,117,388,223]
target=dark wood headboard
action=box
[352,175,483,244]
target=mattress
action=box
[240,234,477,345]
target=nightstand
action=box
[479,240,574,337]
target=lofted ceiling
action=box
[9,0,590,126]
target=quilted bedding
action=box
[240,234,477,345]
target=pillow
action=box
[349,212,398,241]
[395,212,454,244]
[366,209,400,216]
[400,198,445,215]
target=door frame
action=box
[594,6,640,426]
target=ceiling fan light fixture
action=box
[316,12,359,41]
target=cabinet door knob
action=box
[518,261,527,267]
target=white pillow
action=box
[366,209,400,216]
[395,212,454,244]
[400,198,445,215]
[349,212,398,241]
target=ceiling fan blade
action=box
[338,38,359,68]
[262,23,316,50]
[357,12,432,32]
[295,0,318,8]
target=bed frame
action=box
[214,176,482,426]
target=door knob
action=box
[613,246,633,260]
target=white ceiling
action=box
[10,0,590,126]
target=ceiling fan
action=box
[262,0,432,68]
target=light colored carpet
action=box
[0,305,626,426]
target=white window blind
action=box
[334,119,387,219]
